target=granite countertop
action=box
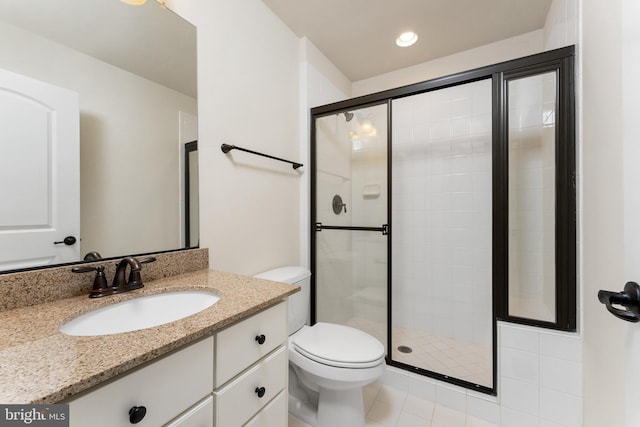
[0,269,299,404]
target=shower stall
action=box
[310,47,576,394]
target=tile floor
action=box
[288,381,499,427]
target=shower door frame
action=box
[310,45,576,396]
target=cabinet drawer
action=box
[165,396,213,427]
[244,390,287,427]
[69,337,214,427]
[213,346,286,427]
[215,301,286,387]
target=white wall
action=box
[622,2,640,425]
[298,38,352,268]
[0,21,196,258]
[580,0,626,425]
[352,30,544,97]
[167,0,302,275]
[544,0,578,50]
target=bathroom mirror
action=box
[0,0,197,272]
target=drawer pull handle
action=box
[128,405,147,424]
[255,334,266,345]
[255,386,266,398]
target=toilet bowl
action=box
[254,266,386,427]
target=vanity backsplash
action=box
[0,248,208,311]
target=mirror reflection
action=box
[0,0,197,272]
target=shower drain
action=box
[397,345,413,354]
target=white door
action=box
[623,1,640,424]
[0,68,79,270]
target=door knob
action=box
[598,281,640,322]
[54,236,77,246]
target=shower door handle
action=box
[315,222,389,236]
[598,281,640,322]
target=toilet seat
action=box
[293,322,385,368]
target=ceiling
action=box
[0,0,196,98]
[263,0,553,81]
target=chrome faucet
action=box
[112,256,156,293]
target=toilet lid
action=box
[293,323,385,368]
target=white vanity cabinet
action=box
[68,336,214,427]
[165,396,214,427]
[66,300,288,427]
[213,301,288,426]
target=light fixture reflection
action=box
[396,31,418,47]
[120,0,147,5]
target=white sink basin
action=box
[59,291,220,336]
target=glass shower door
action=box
[313,103,388,353]
[391,79,494,389]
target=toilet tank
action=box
[254,266,310,334]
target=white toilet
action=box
[255,266,385,427]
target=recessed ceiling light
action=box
[120,0,147,5]
[396,31,418,47]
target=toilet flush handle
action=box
[255,334,266,345]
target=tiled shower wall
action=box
[377,322,583,427]
[391,79,493,346]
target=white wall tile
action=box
[383,366,410,391]
[540,331,582,362]
[500,347,540,384]
[500,377,539,416]
[501,407,539,427]
[540,356,583,396]
[466,395,501,424]
[435,384,467,412]
[540,388,583,427]
[408,374,437,401]
[499,323,540,353]
[540,419,565,427]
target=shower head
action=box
[344,111,354,122]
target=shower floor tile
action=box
[345,317,493,388]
